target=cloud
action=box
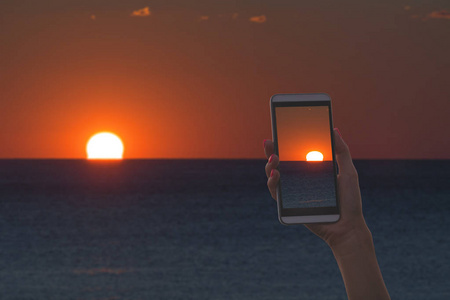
[249,15,266,23]
[404,6,411,11]
[131,7,151,17]
[199,16,209,21]
[232,13,239,20]
[427,10,450,19]
[412,10,450,21]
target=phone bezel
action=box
[270,93,340,225]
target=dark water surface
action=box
[0,159,449,299]
[279,161,336,208]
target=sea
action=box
[0,159,449,300]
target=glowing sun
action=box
[306,151,323,161]
[86,132,124,160]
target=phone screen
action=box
[274,103,338,215]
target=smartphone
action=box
[270,93,340,225]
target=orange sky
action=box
[276,106,332,161]
[1,1,449,159]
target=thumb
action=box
[333,128,357,176]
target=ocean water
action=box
[279,161,336,208]
[0,159,449,300]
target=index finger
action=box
[263,139,275,159]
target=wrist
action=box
[327,220,391,300]
[328,219,374,259]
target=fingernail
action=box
[334,128,342,137]
[270,169,274,177]
[269,154,274,163]
[263,139,267,148]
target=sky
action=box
[276,106,332,161]
[1,0,449,159]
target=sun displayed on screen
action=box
[86,132,124,160]
[306,151,324,161]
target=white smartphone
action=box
[270,93,340,225]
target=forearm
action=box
[329,222,390,300]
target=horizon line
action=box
[0,158,449,161]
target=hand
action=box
[265,129,391,300]
[264,128,369,249]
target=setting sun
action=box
[86,132,124,160]
[306,151,324,162]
